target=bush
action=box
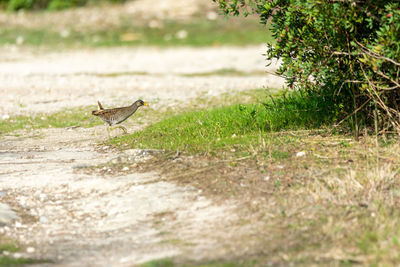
[47,0,86,10]
[7,0,33,10]
[215,0,400,136]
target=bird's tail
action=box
[92,100,105,115]
[97,101,104,110]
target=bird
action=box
[92,99,147,137]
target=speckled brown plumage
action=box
[92,99,147,137]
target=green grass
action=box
[0,106,101,135]
[141,259,175,267]
[78,68,268,78]
[180,68,268,77]
[0,256,43,266]
[0,240,47,266]
[0,18,272,48]
[141,258,257,267]
[110,90,336,154]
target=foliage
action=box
[215,0,400,135]
[4,0,127,10]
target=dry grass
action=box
[125,133,400,266]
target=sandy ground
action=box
[0,46,282,116]
[0,46,283,265]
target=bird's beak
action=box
[143,102,147,106]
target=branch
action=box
[354,40,400,67]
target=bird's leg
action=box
[111,125,128,134]
[107,126,112,138]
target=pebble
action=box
[122,167,129,171]
[296,151,306,157]
[39,215,48,224]
[39,193,47,201]
[26,247,35,253]
[13,252,22,258]
[264,176,270,181]
[176,30,188,39]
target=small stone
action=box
[207,11,218,20]
[296,151,306,157]
[231,134,237,138]
[15,221,22,228]
[39,193,47,201]
[1,114,9,120]
[176,30,188,39]
[59,29,70,38]
[13,252,22,258]
[122,167,129,171]
[39,146,45,151]
[264,176,270,181]
[39,215,48,224]
[26,247,35,253]
[16,36,24,45]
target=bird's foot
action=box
[111,126,128,135]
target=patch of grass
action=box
[141,258,258,267]
[110,90,334,154]
[180,68,268,77]
[0,238,47,266]
[0,18,272,48]
[0,106,101,135]
[0,243,18,253]
[75,68,268,78]
[0,256,43,266]
[141,258,175,267]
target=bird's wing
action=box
[92,109,108,116]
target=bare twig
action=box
[334,98,371,127]
[354,40,400,67]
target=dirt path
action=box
[0,46,283,265]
